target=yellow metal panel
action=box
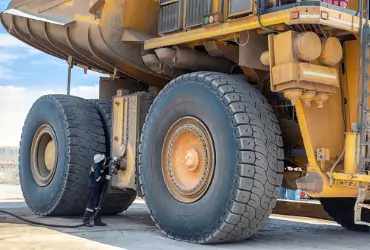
[300,63,339,87]
[271,62,339,88]
[271,63,298,85]
[212,0,221,12]
[295,93,345,172]
[144,6,361,50]
[331,173,370,183]
[272,31,295,65]
[294,91,361,198]
[313,173,358,197]
[295,100,320,172]
[344,132,358,174]
[111,96,125,158]
[344,40,362,130]
[343,39,370,132]
[145,9,291,49]
[111,95,140,190]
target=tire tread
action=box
[19,94,105,216]
[88,99,137,215]
[138,72,284,243]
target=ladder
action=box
[355,0,370,227]
[356,0,370,174]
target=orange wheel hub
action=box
[162,117,215,203]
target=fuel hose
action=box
[0,180,109,228]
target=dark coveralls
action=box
[83,158,111,225]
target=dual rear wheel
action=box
[19,95,135,216]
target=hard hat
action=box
[94,154,105,163]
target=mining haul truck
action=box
[2,0,370,244]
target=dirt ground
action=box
[1,185,370,250]
[0,161,19,185]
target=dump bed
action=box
[0,0,167,86]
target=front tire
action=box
[139,72,284,244]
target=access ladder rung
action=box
[354,189,370,226]
[358,203,370,210]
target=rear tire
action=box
[19,95,106,216]
[320,198,370,232]
[139,72,284,244]
[89,99,137,215]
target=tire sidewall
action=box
[141,80,238,237]
[19,97,68,214]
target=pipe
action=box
[154,46,234,73]
[67,55,73,95]
[141,53,184,77]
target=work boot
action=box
[94,220,107,226]
[94,210,107,226]
[83,210,94,227]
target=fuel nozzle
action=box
[108,156,127,175]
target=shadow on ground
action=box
[1,201,370,250]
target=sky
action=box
[0,1,106,147]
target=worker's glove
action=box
[105,174,112,180]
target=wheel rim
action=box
[30,124,58,186]
[162,117,215,203]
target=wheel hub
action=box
[184,148,199,172]
[162,117,215,203]
[30,124,58,186]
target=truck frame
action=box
[2,0,370,244]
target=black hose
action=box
[0,181,109,228]
[257,0,284,33]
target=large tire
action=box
[19,95,106,216]
[88,100,113,156]
[320,198,370,232]
[88,99,136,215]
[139,72,284,244]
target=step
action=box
[354,188,370,226]
[358,202,370,210]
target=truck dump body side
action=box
[0,0,168,86]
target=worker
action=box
[83,153,112,227]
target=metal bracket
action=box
[112,68,118,80]
[316,148,330,164]
[355,188,370,226]
[352,122,360,133]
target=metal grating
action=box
[185,0,212,29]
[159,0,182,34]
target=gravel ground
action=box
[1,199,370,250]
[0,161,19,185]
